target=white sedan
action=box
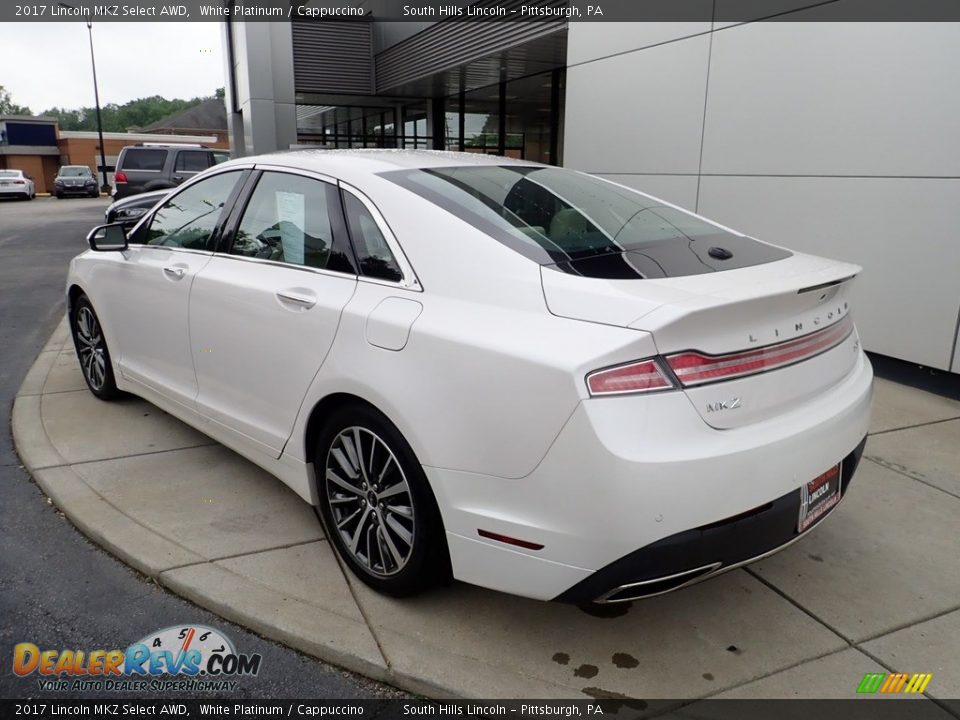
[0,169,36,200]
[66,150,872,603]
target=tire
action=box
[315,403,449,597]
[55,192,63,199]
[70,295,120,400]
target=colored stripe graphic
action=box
[857,672,932,694]
[880,673,908,693]
[857,673,886,693]
[904,673,933,693]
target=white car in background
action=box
[65,150,872,603]
[0,169,36,200]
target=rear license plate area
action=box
[798,463,842,532]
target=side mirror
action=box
[86,222,129,252]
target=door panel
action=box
[112,247,213,405]
[112,170,244,406]
[189,170,359,455]
[190,259,357,453]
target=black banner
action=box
[2,699,959,720]
[6,0,960,23]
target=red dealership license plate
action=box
[798,464,842,532]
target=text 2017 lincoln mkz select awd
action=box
[67,150,872,603]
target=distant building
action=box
[0,116,61,192]
[0,100,229,194]
[139,98,229,146]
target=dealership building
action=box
[222,10,960,374]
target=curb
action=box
[10,320,404,693]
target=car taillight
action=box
[587,358,675,396]
[115,171,128,183]
[666,315,855,387]
[14,180,24,185]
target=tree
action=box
[0,86,33,116]
[41,90,222,133]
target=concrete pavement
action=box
[13,322,960,701]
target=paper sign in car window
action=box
[275,191,306,266]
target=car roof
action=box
[217,149,544,182]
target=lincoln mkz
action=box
[67,151,872,603]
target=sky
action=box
[1,23,224,113]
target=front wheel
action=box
[315,404,449,597]
[70,295,120,400]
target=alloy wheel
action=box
[75,306,107,392]
[324,426,415,577]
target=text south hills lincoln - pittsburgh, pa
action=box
[402,4,601,17]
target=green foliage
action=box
[0,86,33,116]
[40,91,221,132]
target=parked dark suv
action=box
[112,144,229,199]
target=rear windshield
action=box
[0,170,20,178]
[59,166,92,177]
[382,166,790,279]
[120,149,166,171]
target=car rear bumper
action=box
[554,436,865,603]
[427,350,873,601]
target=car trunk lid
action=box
[541,252,862,428]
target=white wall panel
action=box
[563,34,711,175]
[597,173,699,211]
[701,22,960,177]
[567,21,711,65]
[697,176,960,370]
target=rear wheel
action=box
[314,404,449,596]
[70,295,120,400]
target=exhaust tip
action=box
[595,562,722,604]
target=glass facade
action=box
[295,69,564,165]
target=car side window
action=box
[231,172,355,274]
[142,171,240,250]
[342,192,403,283]
[175,151,211,173]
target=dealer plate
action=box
[798,463,842,533]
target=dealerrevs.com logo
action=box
[13,625,262,693]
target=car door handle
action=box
[276,290,317,309]
[163,266,186,280]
